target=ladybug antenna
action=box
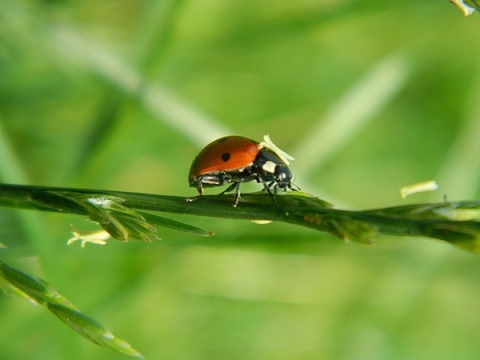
[259,134,295,165]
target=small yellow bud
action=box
[400,180,439,199]
[68,225,111,247]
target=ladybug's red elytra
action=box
[188,135,298,207]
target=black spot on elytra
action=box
[221,152,231,162]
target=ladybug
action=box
[188,135,298,207]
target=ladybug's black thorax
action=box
[252,148,292,190]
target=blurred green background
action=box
[2,0,480,359]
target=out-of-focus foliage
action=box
[1,1,480,359]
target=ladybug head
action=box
[274,164,293,190]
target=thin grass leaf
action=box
[301,214,379,245]
[139,211,213,236]
[0,276,38,305]
[48,304,144,359]
[0,260,143,359]
[0,260,73,307]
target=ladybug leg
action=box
[219,182,242,207]
[185,183,204,203]
[220,182,238,195]
[232,182,242,207]
[257,176,276,203]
